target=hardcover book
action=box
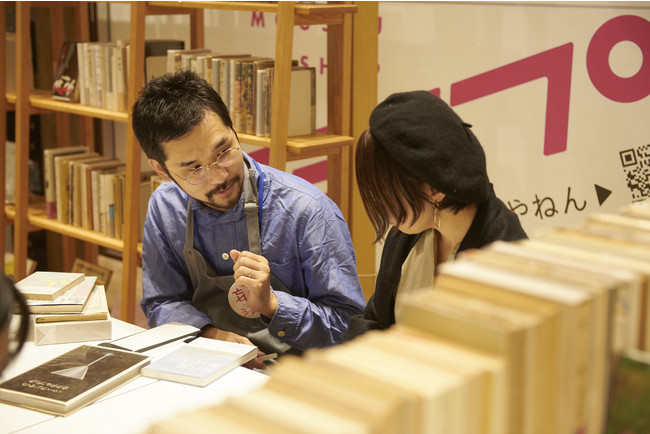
[0,345,150,415]
[141,337,257,387]
[26,276,97,314]
[15,271,85,301]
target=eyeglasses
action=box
[165,146,241,185]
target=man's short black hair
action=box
[131,69,234,164]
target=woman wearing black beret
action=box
[345,90,528,340]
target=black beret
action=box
[369,91,490,204]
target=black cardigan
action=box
[344,187,528,341]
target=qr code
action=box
[620,144,650,200]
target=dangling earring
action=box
[433,201,441,231]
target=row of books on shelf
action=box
[52,39,316,138]
[147,199,650,434]
[43,145,162,240]
[168,49,316,138]
[52,40,128,112]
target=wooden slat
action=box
[121,1,147,324]
[268,2,294,171]
[13,2,32,281]
[351,2,379,301]
[189,8,204,48]
[326,6,353,220]
[0,5,6,275]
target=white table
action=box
[0,319,268,434]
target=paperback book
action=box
[25,276,97,314]
[0,345,150,415]
[33,284,109,323]
[15,271,85,301]
[141,337,257,386]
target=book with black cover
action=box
[0,345,150,415]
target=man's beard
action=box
[204,174,243,210]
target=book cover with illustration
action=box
[0,345,150,415]
[52,41,80,102]
[15,271,85,301]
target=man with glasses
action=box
[132,70,365,369]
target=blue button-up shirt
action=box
[141,154,365,349]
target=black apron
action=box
[184,162,291,355]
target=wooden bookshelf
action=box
[3,1,378,323]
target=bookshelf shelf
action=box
[7,90,128,122]
[28,90,129,123]
[237,132,356,159]
[5,201,125,252]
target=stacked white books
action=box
[15,271,112,345]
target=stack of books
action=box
[15,271,111,345]
[146,198,650,434]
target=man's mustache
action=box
[205,175,241,200]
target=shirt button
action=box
[277,331,286,337]
[222,252,229,260]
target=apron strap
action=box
[244,162,262,255]
[185,198,194,250]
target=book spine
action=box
[212,58,221,94]
[255,69,266,137]
[245,62,255,135]
[92,171,101,232]
[104,44,116,111]
[76,42,87,105]
[115,44,127,112]
[44,151,56,219]
[229,60,236,120]
[266,67,273,137]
